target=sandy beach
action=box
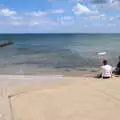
[0,74,120,120]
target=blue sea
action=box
[0,33,120,75]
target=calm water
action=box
[0,33,120,75]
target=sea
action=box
[0,33,120,75]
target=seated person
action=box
[114,56,120,75]
[97,60,112,79]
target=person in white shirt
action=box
[97,60,112,79]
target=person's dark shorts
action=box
[103,76,110,79]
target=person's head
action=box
[103,60,108,65]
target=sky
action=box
[0,0,120,33]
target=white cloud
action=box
[7,15,58,27]
[0,8,16,16]
[25,11,47,17]
[72,3,91,15]
[91,0,120,10]
[90,0,111,4]
[109,16,117,21]
[72,3,99,15]
[20,9,65,27]
[58,16,74,26]
[107,23,116,26]
[107,0,120,10]
[89,14,106,20]
[28,18,58,26]
[0,7,64,27]
[109,15,120,21]
[25,8,64,17]
[92,23,104,27]
[62,16,73,20]
[90,0,120,5]
[10,16,23,20]
[51,9,64,14]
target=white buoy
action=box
[96,51,107,56]
[96,51,108,61]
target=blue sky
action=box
[0,0,120,33]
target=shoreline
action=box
[0,68,97,77]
